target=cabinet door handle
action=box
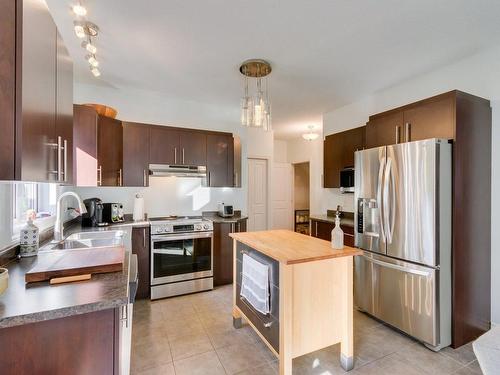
[238,221,241,232]
[174,147,177,164]
[97,166,102,186]
[231,223,235,233]
[63,139,68,182]
[143,228,146,247]
[395,126,401,144]
[182,148,185,164]
[118,169,123,186]
[208,171,211,186]
[143,169,147,186]
[405,122,411,142]
[57,136,63,181]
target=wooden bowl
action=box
[83,104,118,119]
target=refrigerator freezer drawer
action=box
[354,252,438,347]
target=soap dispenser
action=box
[331,213,344,249]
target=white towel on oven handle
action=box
[240,253,270,315]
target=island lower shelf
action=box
[230,230,362,375]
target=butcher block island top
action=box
[231,229,361,374]
[229,229,361,264]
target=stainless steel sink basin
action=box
[43,230,125,251]
[65,230,125,241]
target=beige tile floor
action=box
[131,285,482,375]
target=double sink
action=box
[41,230,125,251]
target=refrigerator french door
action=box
[354,138,452,350]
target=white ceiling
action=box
[46,0,500,139]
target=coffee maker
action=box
[82,198,107,227]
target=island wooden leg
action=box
[279,264,293,375]
[340,256,354,371]
[232,239,243,329]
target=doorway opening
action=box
[293,162,310,235]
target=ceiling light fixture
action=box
[90,67,101,77]
[86,54,99,67]
[302,125,319,141]
[81,40,97,54]
[240,59,272,131]
[71,4,102,78]
[73,22,85,38]
[72,4,87,16]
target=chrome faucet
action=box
[53,192,87,242]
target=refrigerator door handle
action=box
[377,159,386,243]
[389,160,396,242]
[383,158,392,243]
[362,254,432,277]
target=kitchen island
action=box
[230,230,361,374]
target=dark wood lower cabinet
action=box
[132,226,150,299]
[310,219,355,247]
[213,219,247,286]
[0,308,118,374]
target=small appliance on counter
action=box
[218,203,234,218]
[82,198,108,227]
[103,203,125,223]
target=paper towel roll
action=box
[133,194,145,221]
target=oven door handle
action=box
[151,232,213,242]
[152,248,183,255]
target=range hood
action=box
[149,164,207,178]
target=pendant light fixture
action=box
[240,59,272,131]
[302,125,319,141]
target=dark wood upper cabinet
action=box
[366,92,455,148]
[365,111,404,148]
[73,105,98,186]
[149,126,181,165]
[0,0,73,183]
[403,95,455,142]
[0,0,16,180]
[179,131,207,166]
[123,122,150,187]
[207,133,234,187]
[19,0,58,182]
[97,116,123,186]
[323,126,365,188]
[56,31,73,185]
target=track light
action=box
[74,22,85,38]
[81,40,97,54]
[91,67,101,77]
[72,4,87,16]
[86,55,99,67]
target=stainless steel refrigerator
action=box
[354,138,452,350]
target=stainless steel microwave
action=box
[340,167,354,193]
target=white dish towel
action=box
[240,253,270,315]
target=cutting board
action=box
[25,246,125,283]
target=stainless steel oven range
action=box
[150,216,214,300]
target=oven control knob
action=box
[203,224,210,230]
[195,224,202,230]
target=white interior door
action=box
[248,158,268,231]
[272,162,293,230]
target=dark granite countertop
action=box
[0,231,131,329]
[202,211,248,224]
[310,213,355,228]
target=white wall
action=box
[322,45,500,325]
[274,140,288,163]
[74,83,249,216]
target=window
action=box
[13,183,57,223]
